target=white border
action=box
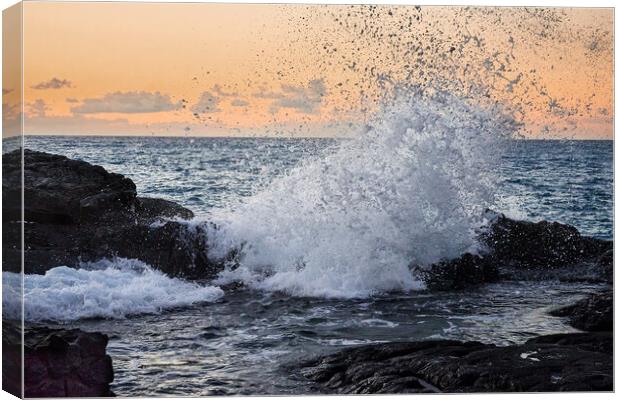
[0,1,616,400]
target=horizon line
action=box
[3,134,614,141]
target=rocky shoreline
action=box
[2,149,614,395]
[3,149,223,279]
[299,332,612,393]
[298,291,613,393]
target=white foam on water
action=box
[208,92,517,298]
[3,258,223,322]
[360,318,399,328]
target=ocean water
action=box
[24,134,613,240]
[6,132,613,396]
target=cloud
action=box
[66,98,79,103]
[32,78,73,90]
[191,91,221,114]
[71,91,183,114]
[253,87,282,99]
[230,98,249,107]
[254,79,327,114]
[212,84,238,97]
[3,102,20,119]
[27,99,49,118]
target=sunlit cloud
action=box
[191,92,221,114]
[27,99,49,118]
[254,79,327,114]
[32,77,73,90]
[231,98,249,107]
[212,84,239,97]
[71,91,183,114]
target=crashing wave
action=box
[207,91,518,298]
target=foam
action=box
[3,258,223,322]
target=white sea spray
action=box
[207,92,518,298]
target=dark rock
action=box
[422,211,612,290]
[2,321,114,397]
[3,149,136,225]
[550,290,613,332]
[2,149,222,279]
[418,252,499,291]
[136,197,194,221]
[299,332,613,393]
[82,219,214,280]
[597,249,613,281]
[2,321,22,397]
[527,332,613,353]
[481,211,612,270]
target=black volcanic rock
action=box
[421,211,612,290]
[2,149,222,279]
[2,321,114,397]
[299,332,613,393]
[550,291,613,332]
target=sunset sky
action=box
[2,2,614,139]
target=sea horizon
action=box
[3,134,615,142]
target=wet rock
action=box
[550,290,613,332]
[2,321,22,397]
[2,149,222,279]
[422,211,612,290]
[418,253,499,291]
[299,332,612,393]
[3,149,136,225]
[83,220,214,280]
[481,211,612,270]
[2,321,114,397]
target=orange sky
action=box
[2,2,614,139]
